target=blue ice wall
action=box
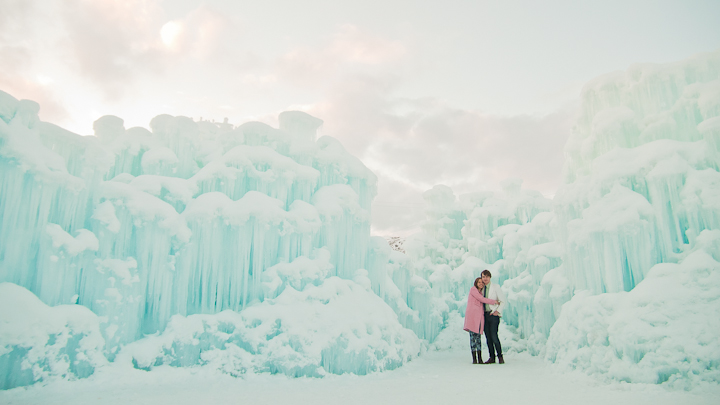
[0,87,450,388]
[394,51,720,385]
[0,97,403,374]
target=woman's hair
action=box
[474,277,483,288]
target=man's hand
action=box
[492,311,500,316]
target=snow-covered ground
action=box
[1,349,718,405]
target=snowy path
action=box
[2,350,718,405]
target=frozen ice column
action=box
[279,111,324,142]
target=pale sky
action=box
[2,0,720,235]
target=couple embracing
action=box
[463,270,506,364]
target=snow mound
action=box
[120,277,421,377]
[546,239,720,388]
[0,283,106,389]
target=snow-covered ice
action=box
[1,50,720,396]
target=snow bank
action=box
[120,277,421,377]
[0,283,106,389]
[546,242,720,387]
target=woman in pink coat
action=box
[463,277,498,364]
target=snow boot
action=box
[498,354,505,364]
[472,350,478,364]
[484,357,496,364]
[477,351,483,364]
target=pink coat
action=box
[463,287,497,334]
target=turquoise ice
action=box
[1,50,720,389]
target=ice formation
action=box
[396,50,720,387]
[0,97,424,388]
[2,50,720,390]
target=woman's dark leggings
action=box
[469,330,483,351]
[484,313,502,358]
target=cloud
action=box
[0,0,259,128]
[0,0,33,31]
[374,106,576,195]
[329,24,407,65]
[308,74,576,235]
[0,0,40,80]
[316,74,574,190]
[276,24,406,86]
[158,6,249,66]
[0,73,69,124]
[58,0,168,97]
[0,0,69,123]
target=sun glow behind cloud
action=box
[160,21,183,48]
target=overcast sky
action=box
[2,0,720,235]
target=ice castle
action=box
[1,50,719,389]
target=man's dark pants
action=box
[484,312,502,358]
